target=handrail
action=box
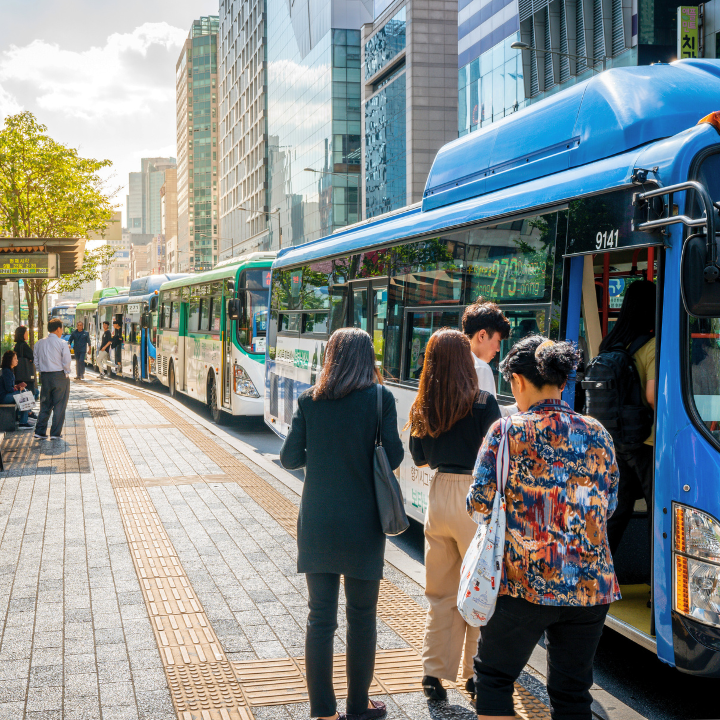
[635,180,718,281]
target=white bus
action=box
[155,252,275,422]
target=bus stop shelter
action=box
[0,237,86,349]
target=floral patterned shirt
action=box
[467,399,621,606]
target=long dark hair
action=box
[599,279,656,352]
[500,335,579,389]
[1,351,16,370]
[406,328,478,438]
[312,327,380,400]
[14,326,27,344]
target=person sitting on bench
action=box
[1,350,33,429]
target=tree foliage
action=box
[0,111,117,343]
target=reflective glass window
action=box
[364,7,406,80]
[199,298,211,331]
[404,309,462,382]
[303,313,329,334]
[188,298,200,332]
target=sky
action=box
[0,0,219,227]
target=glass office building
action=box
[266,0,371,247]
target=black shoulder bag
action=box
[374,384,409,536]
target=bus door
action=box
[562,196,664,646]
[348,279,388,371]
[222,297,232,409]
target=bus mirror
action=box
[141,312,151,329]
[228,298,243,320]
[681,234,720,317]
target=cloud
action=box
[0,22,186,121]
[0,83,22,121]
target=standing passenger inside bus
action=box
[97,322,112,378]
[405,329,500,701]
[280,328,403,720]
[461,302,510,396]
[594,280,656,555]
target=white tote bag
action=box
[13,390,35,412]
[457,416,513,627]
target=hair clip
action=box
[535,339,555,357]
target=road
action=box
[114,376,720,720]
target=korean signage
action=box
[678,6,699,59]
[0,253,59,278]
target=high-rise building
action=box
[457,0,688,136]
[219,0,270,258]
[266,0,373,248]
[126,158,176,235]
[362,0,458,219]
[99,212,130,288]
[159,170,177,273]
[128,234,154,280]
[176,16,220,273]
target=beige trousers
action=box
[422,471,479,681]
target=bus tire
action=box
[133,358,141,384]
[168,362,177,398]
[208,374,225,425]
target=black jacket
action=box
[111,328,122,348]
[100,330,112,352]
[13,340,36,385]
[280,384,404,580]
[409,392,501,474]
[69,329,90,355]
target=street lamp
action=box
[304,167,362,225]
[237,205,282,249]
[510,40,606,73]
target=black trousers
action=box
[36,371,70,438]
[75,351,86,378]
[607,443,654,555]
[305,573,380,718]
[474,595,609,719]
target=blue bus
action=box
[97,274,188,382]
[265,59,720,674]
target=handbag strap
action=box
[496,417,513,494]
[375,384,383,447]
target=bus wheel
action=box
[168,363,177,398]
[133,358,141,384]
[208,375,225,425]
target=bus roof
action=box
[423,59,720,211]
[274,59,720,270]
[159,253,276,291]
[128,274,189,297]
[91,287,129,303]
[76,302,96,311]
[97,295,130,308]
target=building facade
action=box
[266,0,374,248]
[159,170,177,274]
[99,212,130,289]
[219,0,270,259]
[176,16,220,274]
[126,158,177,235]
[128,234,154,281]
[362,0,457,219]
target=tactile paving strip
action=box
[109,385,552,720]
[87,397,254,719]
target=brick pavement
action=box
[0,380,553,720]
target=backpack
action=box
[581,335,653,448]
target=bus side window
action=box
[210,297,221,333]
[188,298,200,332]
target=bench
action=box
[0,405,17,433]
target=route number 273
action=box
[596,229,619,250]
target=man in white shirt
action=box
[462,302,516,413]
[33,318,72,439]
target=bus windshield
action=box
[238,268,271,354]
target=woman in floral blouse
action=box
[467,335,620,720]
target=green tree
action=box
[0,111,117,343]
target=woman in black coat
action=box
[13,326,38,410]
[280,327,404,720]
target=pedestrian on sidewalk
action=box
[1,350,33,428]
[13,326,39,412]
[69,321,90,380]
[405,328,500,701]
[97,321,112,377]
[467,335,620,720]
[32,318,72,440]
[280,327,403,720]
[111,320,123,373]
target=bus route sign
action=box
[565,188,663,256]
[0,253,59,278]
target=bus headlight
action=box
[233,365,259,398]
[674,504,720,627]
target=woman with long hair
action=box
[468,335,619,719]
[406,328,500,701]
[1,350,33,428]
[13,326,38,410]
[597,279,656,554]
[280,327,403,720]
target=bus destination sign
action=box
[0,253,59,278]
[565,188,663,256]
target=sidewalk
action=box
[0,379,552,720]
